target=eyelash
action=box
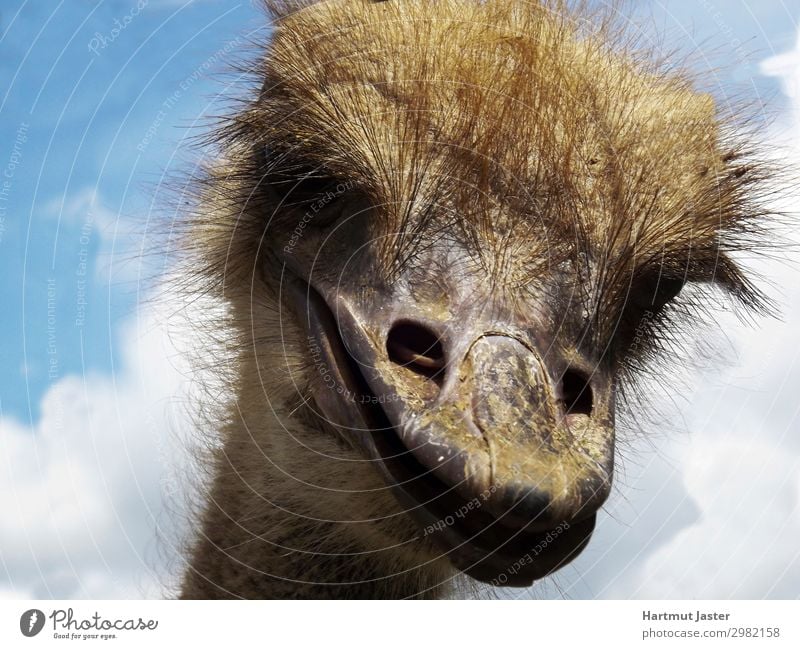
[269,167,340,206]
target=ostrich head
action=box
[180,0,773,594]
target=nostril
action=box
[560,369,593,416]
[386,321,445,382]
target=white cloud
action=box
[626,435,800,598]
[0,298,194,598]
[762,27,800,124]
[43,186,145,284]
[615,264,800,598]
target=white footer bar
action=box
[1,600,796,648]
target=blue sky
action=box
[0,1,798,599]
[0,0,264,423]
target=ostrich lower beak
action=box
[287,274,614,586]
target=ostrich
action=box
[175,0,775,599]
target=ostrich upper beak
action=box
[286,271,615,586]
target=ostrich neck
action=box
[179,413,451,600]
[180,500,440,599]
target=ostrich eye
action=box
[274,163,342,206]
[258,144,345,210]
[614,273,686,355]
[631,274,686,312]
[262,158,352,231]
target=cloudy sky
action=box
[0,1,798,599]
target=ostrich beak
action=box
[287,274,614,586]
